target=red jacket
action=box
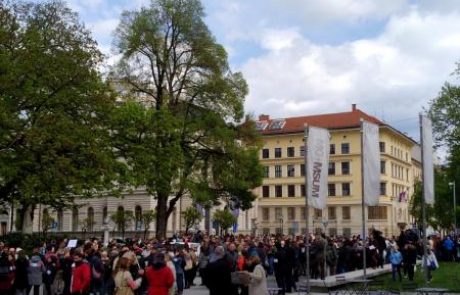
[146,265,174,295]
[71,261,91,294]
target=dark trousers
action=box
[391,264,402,281]
[404,263,415,281]
[28,285,40,295]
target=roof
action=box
[257,107,382,135]
[256,105,417,144]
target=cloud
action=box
[239,7,460,141]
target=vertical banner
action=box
[362,120,380,206]
[421,115,434,205]
[307,126,330,209]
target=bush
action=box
[0,232,68,253]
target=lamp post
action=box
[449,181,456,234]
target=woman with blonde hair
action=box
[113,257,142,295]
[246,255,268,295]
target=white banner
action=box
[362,121,380,206]
[421,115,434,205]
[307,126,330,209]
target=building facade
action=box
[252,105,418,237]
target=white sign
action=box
[307,126,330,209]
[67,239,78,248]
[362,120,380,206]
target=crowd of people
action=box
[0,229,458,295]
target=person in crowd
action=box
[205,246,233,295]
[145,253,175,295]
[423,248,439,282]
[389,246,403,281]
[71,250,91,295]
[113,257,142,295]
[13,249,29,295]
[164,252,177,295]
[28,249,45,295]
[43,255,58,295]
[442,236,455,261]
[246,254,268,295]
[403,241,417,281]
[0,252,15,295]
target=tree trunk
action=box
[21,205,34,234]
[156,193,168,239]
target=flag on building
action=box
[307,126,330,209]
[362,120,380,206]
[421,115,434,205]
[398,191,407,202]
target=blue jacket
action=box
[390,251,403,265]
[443,238,454,251]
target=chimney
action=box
[352,104,357,111]
[258,114,270,121]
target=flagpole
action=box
[419,114,429,286]
[303,125,310,294]
[360,119,367,279]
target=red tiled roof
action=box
[258,107,383,135]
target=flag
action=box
[398,191,406,202]
[421,115,434,205]
[307,126,330,209]
[362,120,380,206]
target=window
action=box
[379,142,385,153]
[275,185,282,198]
[287,147,295,157]
[341,143,350,154]
[262,186,270,198]
[342,206,351,220]
[341,162,350,175]
[262,228,270,235]
[87,207,94,232]
[287,165,295,177]
[300,146,305,157]
[328,183,336,197]
[102,206,108,223]
[275,148,282,158]
[301,164,306,176]
[135,206,142,230]
[275,165,282,178]
[328,162,335,175]
[263,166,269,178]
[328,207,336,220]
[380,182,386,196]
[380,161,386,174]
[314,209,322,219]
[72,207,79,231]
[288,227,297,235]
[288,207,296,220]
[342,183,350,196]
[407,169,409,181]
[343,228,351,237]
[406,152,408,162]
[275,207,282,219]
[262,208,269,221]
[288,185,295,197]
[301,208,306,220]
[301,185,306,197]
[368,206,387,220]
[262,149,269,159]
[57,209,63,231]
[329,228,338,237]
[330,144,336,155]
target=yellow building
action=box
[254,104,418,237]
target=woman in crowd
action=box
[113,257,142,295]
[246,254,268,295]
[145,253,174,295]
[28,250,45,295]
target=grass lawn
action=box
[369,262,460,292]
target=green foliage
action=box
[111,209,134,238]
[141,210,156,239]
[110,0,262,238]
[0,1,121,231]
[41,210,54,237]
[183,207,202,234]
[213,209,236,234]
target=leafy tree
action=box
[213,209,236,235]
[0,1,120,233]
[183,207,202,234]
[79,217,93,240]
[41,210,54,239]
[141,210,156,240]
[110,0,263,238]
[111,209,134,238]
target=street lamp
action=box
[449,181,457,234]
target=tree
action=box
[79,217,93,240]
[0,1,120,233]
[213,209,236,235]
[111,209,134,238]
[183,207,202,234]
[141,210,156,240]
[41,210,54,239]
[110,0,263,238]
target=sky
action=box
[63,0,460,141]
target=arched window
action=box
[116,206,124,231]
[102,206,108,224]
[72,207,79,231]
[57,209,63,231]
[135,206,142,231]
[87,207,94,232]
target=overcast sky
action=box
[63,0,460,141]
